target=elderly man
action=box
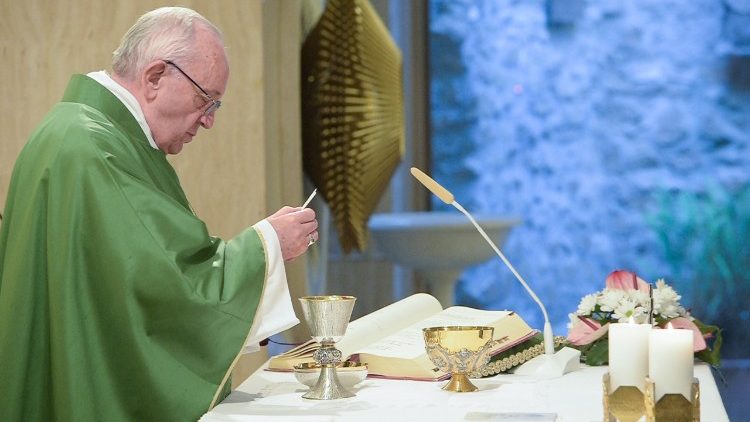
[0,7,315,421]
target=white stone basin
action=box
[368,211,520,306]
[368,212,520,269]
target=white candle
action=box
[608,319,651,393]
[649,324,694,401]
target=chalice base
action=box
[443,372,479,393]
[302,366,355,400]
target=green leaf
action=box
[583,338,609,366]
[694,322,723,368]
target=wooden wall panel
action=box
[0,0,270,239]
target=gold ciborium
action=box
[423,326,498,392]
[299,295,357,400]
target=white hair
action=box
[112,7,223,79]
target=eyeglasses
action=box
[164,60,221,116]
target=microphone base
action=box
[512,347,581,378]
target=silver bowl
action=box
[293,362,368,388]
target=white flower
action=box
[628,290,650,308]
[612,298,648,323]
[655,279,680,300]
[576,294,598,315]
[653,278,685,318]
[598,289,626,312]
[574,276,689,326]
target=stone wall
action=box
[430,0,750,355]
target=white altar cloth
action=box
[202,363,728,422]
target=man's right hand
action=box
[267,206,318,262]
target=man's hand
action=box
[267,206,319,262]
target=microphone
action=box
[410,167,579,377]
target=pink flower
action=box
[568,316,610,346]
[605,270,651,293]
[663,317,707,352]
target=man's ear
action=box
[142,60,168,101]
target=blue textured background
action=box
[429,0,750,358]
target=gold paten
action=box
[644,377,700,422]
[423,326,502,393]
[301,0,404,252]
[603,373,646,422]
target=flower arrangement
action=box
[566,270,722,367]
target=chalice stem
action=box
[304,365,355,400]
[444,372,478,393]
[303,342,355,400]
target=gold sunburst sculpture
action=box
[301,0,404,253]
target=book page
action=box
[356,306,511,359]
[337,293,443,358]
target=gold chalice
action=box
[423,326,499,392]
[298,295,357,400]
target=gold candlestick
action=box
[602,373,646,422]
[644,377,700,422]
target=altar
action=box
[201,363,728,421]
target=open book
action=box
[268,293,537,380]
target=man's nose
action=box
[200,112,215,129]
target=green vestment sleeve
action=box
[0,75,266,421]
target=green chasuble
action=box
[0,75,267,421]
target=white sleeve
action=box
[242,219,300,353]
